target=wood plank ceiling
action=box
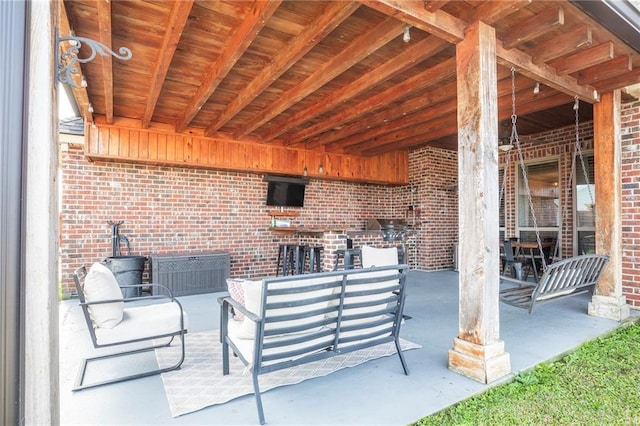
[61,0,640,155]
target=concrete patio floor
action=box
[59,269,634,425]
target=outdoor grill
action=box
[365,218,408,242]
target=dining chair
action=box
[502,240,532,281]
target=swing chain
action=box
[573,97,603,250]
[510,68,547,271]
[499,147,511,228]
[575,98,595,210]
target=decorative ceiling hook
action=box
[56,29,132,88]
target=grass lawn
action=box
[416,320,640,426]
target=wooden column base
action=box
[448,338,511,384]
[588,294,630,321]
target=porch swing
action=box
[498,68,609,313]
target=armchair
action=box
[72,262,188,390]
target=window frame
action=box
[515,157,561,246]
[573,151,596,255]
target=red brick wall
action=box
[60,147,405,295]
[408,146,458,270]
[622,100,640,307]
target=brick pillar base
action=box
[448,338,511,384]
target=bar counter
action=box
[268,227,416,272]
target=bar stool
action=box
[302,246,323,273]
[276,244,305,276]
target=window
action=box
[575,154,595,254]
[517,160,559,244]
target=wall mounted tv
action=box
[264,175,308,207]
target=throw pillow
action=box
[83,262,125,329]
[226,278,246,320]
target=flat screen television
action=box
[266,181,305,207]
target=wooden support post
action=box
[589,90,630,320]
[448,21,510,384]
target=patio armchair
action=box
[72,262,188,391]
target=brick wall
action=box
[408,146,458,270]
[622,100,640,307]
[60,146,406,295]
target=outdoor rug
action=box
[155,329,421,417]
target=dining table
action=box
[509,241,555,282]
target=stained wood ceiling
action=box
[61,1,640,155]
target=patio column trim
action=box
[589,90,630,321]
[449,21,510,384]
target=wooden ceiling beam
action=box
[260,36,450,143]
[498,90,572,119]
[58,0,93,123]
[497,72,539,97]
[529,25,592,65]
[339,75,536,153]
[593,68,640,92]
[204,1,359,137]
[175,0,281,133]
[333,97,457,152]
[356,117,458,157]
[236,17,405,139]
[501,5,564,49]
[466,0,532,25]
[318,80,457,150]
[576,55,632,85]
[496,39,599,103]
[288,51,454,147]
[97,0,114,123]
[549,41,614,75]
[349,114,455,155]
[142,0,193,129]
[316,72,530,151]
[354,90,572,156]
[423,1,449,13]
[358,0,465,43]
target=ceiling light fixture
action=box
[318,162,324,175]
[56,29,132,88]
[403,25,411,43]
[533,82,540,94]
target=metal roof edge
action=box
[570,0,640,53]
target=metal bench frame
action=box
[219,264,410,424]
[499,254,609,314]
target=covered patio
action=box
[2,1,640,424]
[53,0,640,383]
[59,270,634,425]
